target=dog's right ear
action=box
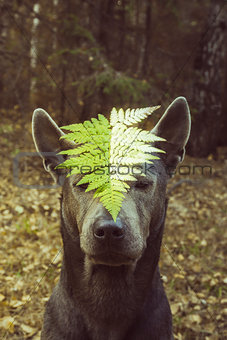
[32,109,74,184]
[151,97,191,176]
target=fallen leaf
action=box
[10,298,24,308]
[187,314,202,324]
[222,308,227,316]
[220,298,227,304]
[177,254,184,261]
[0,316,14,333]
[171,303,181,315]
[0,294,5,302]
[200,239,207,246]
[192,263,201,273]
[15,205,24,214]
[21,323,37,335]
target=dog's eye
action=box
[73,183,88,190]
[135,181,149,189]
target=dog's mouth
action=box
[88,252,135,266]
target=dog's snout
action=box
[93,219,125,241]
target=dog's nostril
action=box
[112,228,124,238]
[94,228,105,238]
[93,224,125,240]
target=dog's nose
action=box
[93,218,125,240]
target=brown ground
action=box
[0,110,226,339]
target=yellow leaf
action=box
[171,303,181,315]
[0,294,5,302]
[174,273,185,279]
[10,298,24,308]
[192,263,201,273]
[177,254,184,261]
[21,323,37,335]
[0,316,14,333]
[222,308,227,316]
[200,239,207,246]
[187,314,202,324]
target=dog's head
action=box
[32,97,190,266]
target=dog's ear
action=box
[151,97,191,176]
[32,108,74,184]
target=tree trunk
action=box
[188,0,227,157]
[141,0,152,76]
[220,42,227,146]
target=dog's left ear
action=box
[32,108,75,184]
[151,97,191,176]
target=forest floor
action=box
[0,110,227,339]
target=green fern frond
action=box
[59,143,98,155]
[86,175,109,191]
[61,114,110,151]
[56,105,165,221]
[109,124,164,168]
[110,106,160,126]
[93,179,126,221]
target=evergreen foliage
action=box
[74,68,151,106]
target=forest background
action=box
[1,0,227,155]
[0,0,227,339]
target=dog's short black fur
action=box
[32,97,191,340]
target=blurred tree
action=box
[188,0,227,156]
[1,0,227,156]
[0,0,32,114]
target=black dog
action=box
[32,97,191,340]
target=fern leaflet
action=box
[56,105,165,221]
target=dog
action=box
[32,97,191,340]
